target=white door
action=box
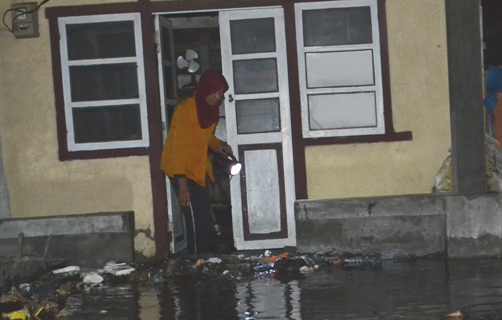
[219,8,296,250]
[155,16,187,253]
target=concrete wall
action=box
[0,0,155,257]
[295,195,446,258]
[306,0,451,200]
[447,195,502,258]
[0,211,135,267]
[296,193,502,259]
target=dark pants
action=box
[170,177,214,253]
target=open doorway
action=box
[157,7,297,254]
[157,12,236,254]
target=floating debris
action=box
[52,266,80,275]
[1,306,30,320]
[0,250,387,319]
[446,310,463,318]
[270,253,288,263]
[82,272,104,285]
[340,253,382,269]
[207,257,222,264]
[299,265,315,273]
[102,262,135,276]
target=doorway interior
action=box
[160,12,236,253]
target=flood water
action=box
[63,257,502,319]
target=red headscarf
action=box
[194,70,229,128]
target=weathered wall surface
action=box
[296,193,502,259]
[0,211,135,267]
[306,0,451,199]
[0,0,155,257]
[295,195,447,258]
[447,195,502,258]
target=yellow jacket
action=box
[160,96,221,187]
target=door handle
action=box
[228,94,234,103]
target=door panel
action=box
[240,145,288,241]
[220,8,296,250]
[156,16,187,253]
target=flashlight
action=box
[213,153,242,176]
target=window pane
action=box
[230,18,276,54]
[309,92,377,130]
[236,98,280,134]
[306,50,374,88]
[66,21,136,60]
[70,63,139,102]
[303,7,372,46]
[233,59,278,94]
[73,104,142,143]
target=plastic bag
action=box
[434,155,453,193]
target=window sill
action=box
[59,147,149,161]
[302,130,412,146]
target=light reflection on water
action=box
[65,258,502,319]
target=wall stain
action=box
[302,204,309,220]
[367,202,377,215]
[134,228,153,240]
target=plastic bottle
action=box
[301,255,316,267]
[253,263,271,272]
[341,254,381,269]
[342,256,366,268]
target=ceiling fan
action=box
[176,49,200,73]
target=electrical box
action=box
[11,2,39,39]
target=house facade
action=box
[0,0,457,258]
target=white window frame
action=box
[58,13,149,151]
[295,0,385,138]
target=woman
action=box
[161,70,233,253]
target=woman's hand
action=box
[177,177,190,207]
[218,141,233,156]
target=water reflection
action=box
[138,289,161,319]
[64,284,139,319]
[235,278,301,319]
[64,258,502,319]
[300,261,450,319]
[448,258,502,319]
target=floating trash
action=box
[272,257,307,273]
[253,263,271,273]
[270,253,288,263]
[446,310,463,318]
[207,257,222,264]
[341,253,382,269]
[102,262,135,276]
[2,309,29,320]
[52,265,80,275]
[299,265,314,273]
[82,272,104,285]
